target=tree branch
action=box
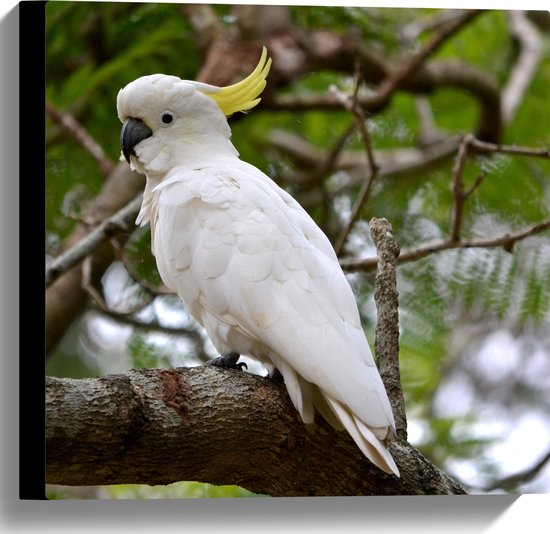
[502,11,543,124]
[46,163,145,354]
[332,79,380,256]
[450,135,474,242]
[46,194,142,288]
[483,447,550,492]
[179,4,223,52]
[268,129,462,187]
[370,218,408,441]
[342,218,550,273]
[340,136,550,272]
[467,137,550,158]
[46,100,116,177]
[291,121,356,188]
[45,368,465,495]
[376,10,482,102]
[399,9,474,45]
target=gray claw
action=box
[207,352,246,371]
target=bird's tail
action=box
[274,357,400,477]
[322,394,400,477]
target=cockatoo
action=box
[117,48,399,476]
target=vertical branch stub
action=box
[370,217,408,441]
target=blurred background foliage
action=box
[45,2,550,498]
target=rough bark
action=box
[370,218,408,442]
[46,367,466,496]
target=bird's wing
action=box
[152,163,399,475]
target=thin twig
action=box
[449,134,488,242]
[370,217,407,441]
[463,171,487,200]
[377,10,481,101]
[110,238,172,296]
[46,100,116,177]
[332,78,380,256]
[46,194,143,288]
[450,135,472,242]
[81,256,155,316]
[292,120,357,188]
[93,307,209,361]
[313,120,357,183]
[81,256,109,312]
[400,9,473,45]
[415,96,447,146]
[483,448,550,492]
[342,135,550,272]
[342,218,550,273]
[330,17,487,256]
[450,132,548,242]
[268,130,462,190]
[468,138,550,159]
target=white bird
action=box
[117,48,399,476]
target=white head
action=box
[117,48,271,176]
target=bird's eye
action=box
[161,112,174,125]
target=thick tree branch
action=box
[46,194,142,288]
[45,368,465,495]
[179,4,223,52]
[46,163,145,354]
[268,129,461,186]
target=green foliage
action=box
[417,415,498,467]
[45,1,201,242]
[46,481,260,499]
[124,227,164,287]
[435,11,511,80]
[128,333,171,369]
[398,257,449,405]
[102,481,260,499]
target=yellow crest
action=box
[207,47,272,117]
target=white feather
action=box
[150,163,399,476]
[117,73,400,477]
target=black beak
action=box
[120,117,153,163]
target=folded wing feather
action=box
[150,162,399,476]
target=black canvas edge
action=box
[19,0,47,501]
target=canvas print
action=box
[45,2,550,498]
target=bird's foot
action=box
[207,352,248,371]
[266,367,284,383]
